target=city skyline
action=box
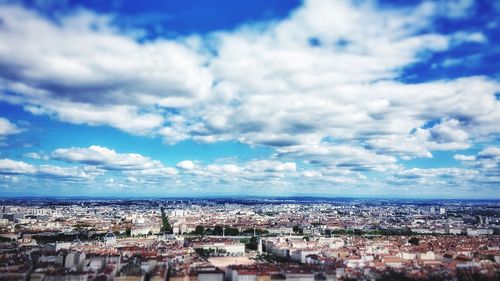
[0,0,499,198]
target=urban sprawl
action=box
[0,198,499,281]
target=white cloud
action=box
[23,152,49,160]
[386,167,480,190]
[127,177,138,183]
[458,147,500,175]
[369,118,472,158]
[52,145,164,170]
[454,154,475,161]
[478,147,500,158]
[0,158,102,180]
[206,164,241,174]
[452,31,487,44]
[174,159,298,184]
[394,167,478,179]
[395,147,500,190]
[0,1,498,194]
[1,1,497,157]
[0,159,36,174]
[23,152,42,160]
[155,1,497,163]
[3,145,181,185]
[246,160,296,174]
[427,119,468,144]
[277,143,398,172]
[0,5,212,135]
[176,160,195,171]
[37,165,103,180]
[25,103,164,135]
[125,167,178,178]
[0,117,20,136]
[439,0,475,19]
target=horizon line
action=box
[1,195,499,201]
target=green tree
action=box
[160,207,173,234]
[214,225,223,235]
[195,248,215,258]
[408,237,420,245]
[293,224,303,234]
[242,228,268,236]
[225,227,240,236]
[194,225,205,235]
[245,236,259,250]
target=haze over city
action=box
[0,0,499,199]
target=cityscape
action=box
[0,0,499,280]
[0,198,499,280]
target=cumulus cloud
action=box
[456,147,500,177]
[176,160,195,171]
[0,158,101,180]
[23,152,49,160]
[156,1,497,163]
[478,147,500,158]
[0,159,36,174]
[276,144,398,172]
[368,118,472,159]
[393,167,478,180]
[392,147,500,191]
[386,167,480,191]
[176,159,298,184]
[454,154,475,161]
[427,119,469,146]
[1,1,497,157]
[0,0,498,194]
[0,117,21,136]
[0,5,212,135]
[52,145,164,171]
[37,165,103,181]
[126,167,178,178]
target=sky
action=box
[0,0,499,198]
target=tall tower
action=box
[257,238,263,253]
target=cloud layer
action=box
[0,0,498,197]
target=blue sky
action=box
[0,0,499,198]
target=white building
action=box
[285,273,315,281]
[195,267,224,281]
[104,232,116,245]
[192,242,245,256]
[448,228,462,235]
[466,228,493,236]
[87,258,104,272]
[65,252,86,271]
[419,251,436,260]
[229,269,257,281]
[171,209,188,217]
[131,225,161,236]
[55,242,71,251]
[291,249,320,263]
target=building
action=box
[194,266,224,281]
[65,252,86,271]
[192,241,245,256]
[104,232,117,245]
